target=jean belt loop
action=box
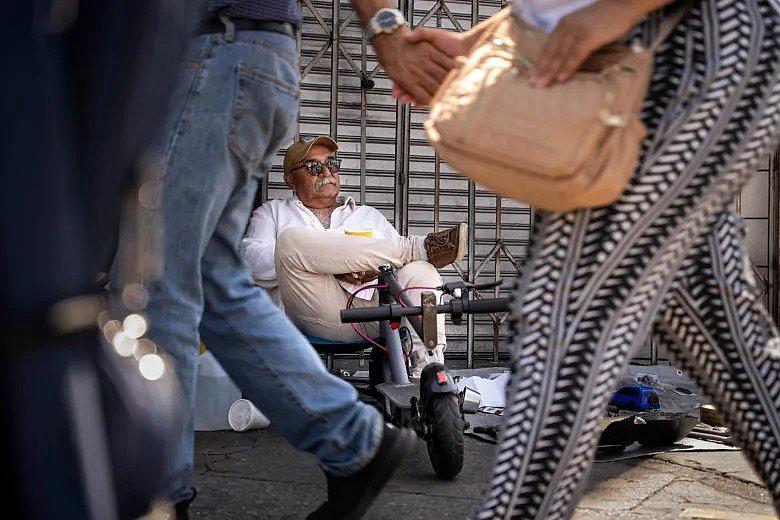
[219,11,236,42]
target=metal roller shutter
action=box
[258,0,779,368]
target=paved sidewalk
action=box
[191,429,777,519]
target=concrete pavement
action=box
[191,429,777,519]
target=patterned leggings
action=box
[475,1,780,518]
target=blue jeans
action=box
[119,29,382,503]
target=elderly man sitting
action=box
[242,136,466,376]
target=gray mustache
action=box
[314,177,337,191]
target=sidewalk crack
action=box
[628,477,675,512]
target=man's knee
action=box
[275,227,318,269]
[400,260,443,285]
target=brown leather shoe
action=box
[424,223,467,268]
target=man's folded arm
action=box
[241,205,279,284]
[371,207,402,240]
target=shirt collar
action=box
[336,195,355,208]
[290,194,355,209]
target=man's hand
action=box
[392,27,475,105]
[373,27,459,105]
[530,0,674,87]
[335,270,379,285]
[405,27,470,59]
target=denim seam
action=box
[140,38,215,287]
[161,38,215,171]
[202,299,370,463]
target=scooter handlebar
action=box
[339,297,511,323]
[463,297,512,314]
[338,306,395,323]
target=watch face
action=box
[376,10,399,30]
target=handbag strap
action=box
[646,0,692,53]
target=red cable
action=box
[346,283,389,353]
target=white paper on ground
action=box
[456,372,510,408]
[595,437,739,463]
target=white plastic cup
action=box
[228,399,270,432]
[461,387,482,414]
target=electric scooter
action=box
[330,264,510,479]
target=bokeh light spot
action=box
[113,331,137,357]
[139,354,165,380]
[123,313,148,339]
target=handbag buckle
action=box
[489,37,533,71]
[599,110,628,127]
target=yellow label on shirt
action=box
[345,228,372,238]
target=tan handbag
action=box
[425,7,684,212]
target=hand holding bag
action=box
[425,6,685,212]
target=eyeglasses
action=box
[293,158,341,176]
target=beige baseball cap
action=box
[283,136,339,175]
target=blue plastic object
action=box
[304,334,368,346]
[610,385,661,411]
[304,334,373,355]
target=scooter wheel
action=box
[426,393,464,480]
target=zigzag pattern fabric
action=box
[474,1,780,518]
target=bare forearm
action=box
[619,0,680,26]
[350,0,394,25]
[461,16,495,52]
[612,0,683,40]
[628,0,679,16]
[350,0,458,104]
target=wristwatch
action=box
[365,8,407,41]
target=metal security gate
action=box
[260,0,780,368]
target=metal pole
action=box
[330,0,340,140]
[360,22,367,205]
[493,195,502,362]
[296,26,303,141]
[466,0,479,369]
[771,147,780,325]
[402,106,411,236]
[383,321,411,384]
[467,182,476,368]
[434,155,441,232]
[433,5,442,233]
[649,334,659,365]
[394,0,411,233]
[394,105,406,231]
[380,270,411,384]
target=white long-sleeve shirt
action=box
[515,0,598,33]
[241,195,400,305]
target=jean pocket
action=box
[228,63,300,176]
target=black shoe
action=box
[174,487,197,520]
[307,423,416,519]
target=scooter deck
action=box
[376,382,419,409]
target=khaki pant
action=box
[275,227,446,372]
